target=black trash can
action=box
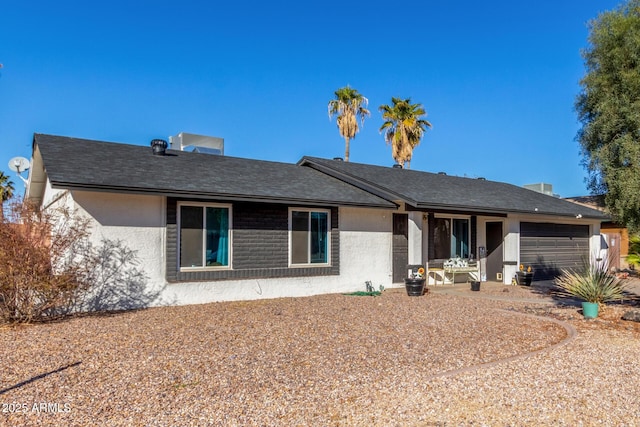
[470,281,481,291]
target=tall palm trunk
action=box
[344,137,350,162]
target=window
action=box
[433,217,470,259]
[179,203,231,269]
[290,209,329,265]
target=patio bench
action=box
[427,259,479,285]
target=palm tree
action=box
[0,171,15,219]
[379,97,432,168]
[328,86,371,162]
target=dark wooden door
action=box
[486,221,503,281]
[392,214,408,283]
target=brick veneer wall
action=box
[166,198,339,282]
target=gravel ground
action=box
[1,282,640,426]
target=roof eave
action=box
[47,181,397,209]
[412,202,609,220]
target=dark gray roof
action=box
[32,134,395,208]
[299,157,609,220]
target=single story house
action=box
[25,134,609,307]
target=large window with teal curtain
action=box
[452,218,469,259]
[433,216,470,259]
[290,209,329,265]
[179,203,231,269]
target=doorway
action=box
[486,221,504,281]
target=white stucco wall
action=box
[339,207,394,289]
[40,184,608,304]
[501,213,604,284]
[440,213,606,285]
[407,212,423,265]
[56,190,396,307]
[163,206,395,304]
[69,190,167,305]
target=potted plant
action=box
[554,259,627,319]
[405,265,426,296]
[515,264,534,286]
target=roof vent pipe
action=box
[333,157,343,161]
[392,164,403,169]
[151,139,168,155]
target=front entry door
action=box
[392,214,408,283]
[486,221,503,281]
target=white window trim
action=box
[288,207,331,267]
[177,201,233,271]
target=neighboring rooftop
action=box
[523,182,558,197]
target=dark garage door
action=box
[520,222,590,280]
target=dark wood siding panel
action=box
[392,214,408,283]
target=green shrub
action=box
[626,234,640,268]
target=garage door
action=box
[520,223,590,280]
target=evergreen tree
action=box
[576,0,640,231]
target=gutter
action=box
[47,181,398,210]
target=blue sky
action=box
[0,0,622,197]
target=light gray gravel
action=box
[1,287,639,426]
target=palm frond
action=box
[328,86,370,161]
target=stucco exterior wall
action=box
[339,207,394,289]
[165,206,394,304]
[40,184,607,304]
[407,212,424,265]
[502,213,603,284]
[64,191,394,306]
[71,190,167,292]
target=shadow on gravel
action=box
[0,361,81,395]
[526,279,640,308]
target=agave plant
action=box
[555,258,627,304]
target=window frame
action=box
[177,201,233,271]
[288,207,331,267]
[434,214,471,259]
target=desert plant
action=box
[0,198,161,323]
[626,234,640,268]
[0,198,94,322]
[555,258,627,305]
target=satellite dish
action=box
[9,157,30,174]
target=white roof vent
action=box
[169,132,224,155]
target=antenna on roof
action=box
[8,156,29,185]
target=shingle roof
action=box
[31,134,395,208]
[299,157,609,220]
